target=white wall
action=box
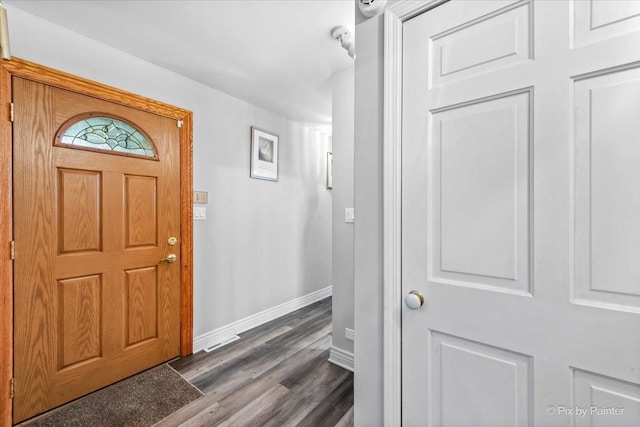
[7,6,332,342]
[354,14,385,427]
[330,67,355,357]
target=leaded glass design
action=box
[57,115,157,158]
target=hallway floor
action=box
[158,297,354,426]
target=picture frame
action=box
[250,126,279,181]
[327,152,333,189]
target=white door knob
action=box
[405,290,425,310]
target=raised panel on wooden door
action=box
[124,174,158,249]
[430,332,532,427]
[57,168,102,254]
[125,266,158,347]
[573,369,640,426]
[430,1,531,88]
[57,274,102,370]
[573,0,640,47]
[573,66,640,310]
[429,90,531,294]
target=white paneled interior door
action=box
[401,1,640,426]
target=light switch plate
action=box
[194,206,206,220]
[345,208,355,223]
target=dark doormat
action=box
[24,364,203,427]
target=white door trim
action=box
[382,1,448,425]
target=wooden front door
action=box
[13,77,182,423]
[401,0,640,426]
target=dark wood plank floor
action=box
[157,297,354,427]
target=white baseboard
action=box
[193,286,332,353]
[329,346,354,372]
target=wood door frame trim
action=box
[0,57,194,426]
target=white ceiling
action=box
[7,0,355,124]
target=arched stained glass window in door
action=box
[55,114,158,159]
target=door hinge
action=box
[10,378,14,399]
[177,120,183,128]
[10,102,14,122]
[10,240,15,260]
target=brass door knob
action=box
[161,253,177,263]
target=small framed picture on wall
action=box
[250,126,279,181]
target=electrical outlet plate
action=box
[345,328,355,341]
[345,208,355,223]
